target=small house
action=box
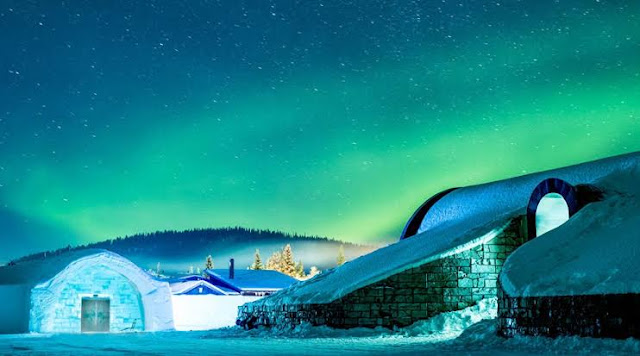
[169,259,298,331]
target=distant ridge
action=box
[10,227,378,274]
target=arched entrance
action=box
[526,178,579,239]
[535,193,570,236]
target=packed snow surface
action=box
[2,300,640,355]
[501,161,640,297]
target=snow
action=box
[256,221,512,305]
[249,152,640,306]
[2,300,640,355]
[171,295,261,331]
[238,297,496,339]
[419,152,639,237]
[501,160,640,297]
[205,269,298,291]
[170,279,228,295]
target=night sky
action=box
[1,0,639,262]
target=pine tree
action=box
[266,251,282,271]
[295,260,305,278]
[251,249,264,270]
[281,244,296,276]
[337,245,346,266]
[205,255,214,270]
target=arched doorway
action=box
[535,193,570,236]
[526,178,580,240]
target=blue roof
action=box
[170,279,229,295]
[204,269,298,292]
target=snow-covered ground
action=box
[2,299,639,355]
[172,295,261,331]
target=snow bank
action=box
[210,297,497,341]
[500,160,640,297]
[451,319,640,355]
[250,219,512,305]
[172,295,261,331]
[400,297,497,338]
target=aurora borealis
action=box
[1,0,639,262]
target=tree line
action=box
[9,226,352,265]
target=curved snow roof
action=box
[416,152,639,238]
[249,152,640,305]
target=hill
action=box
[8,227,378,275]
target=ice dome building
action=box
[0,249,174,334]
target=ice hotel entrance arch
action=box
[526,178,579,239]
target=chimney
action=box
[229,258,235,279]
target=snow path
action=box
[2,299,639,355]
[1,320,639,355]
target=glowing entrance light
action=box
[535,193,570,236]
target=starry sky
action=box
[1,0,639,262]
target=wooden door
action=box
[81,297,110,332]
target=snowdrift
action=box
[500,161,640,297]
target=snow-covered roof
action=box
[249,152,640,305]
[416,152,639,239]
[500,161,640,297]
[170,279,229,295]
[205,269,298,292]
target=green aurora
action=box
[0,1,639,261]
